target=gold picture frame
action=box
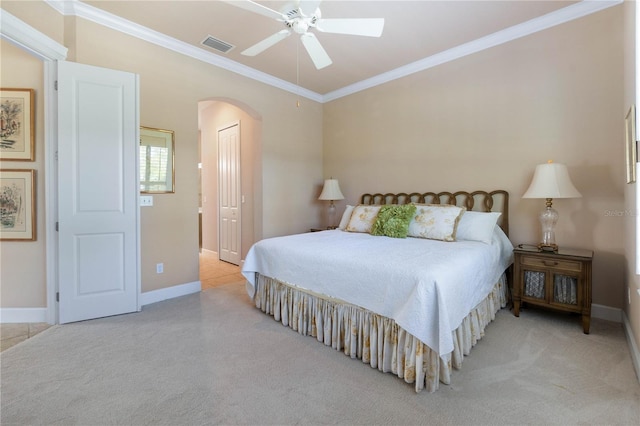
[0,88,35,161]
[0,169,36,241]
[140,126,175,193]
[626,105,637,184]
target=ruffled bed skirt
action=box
[253,273,508,393]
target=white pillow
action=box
[407,204,465,241]
[456,211,502,244]
[338,205,355,230]
[345,205,381,233]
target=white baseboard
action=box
[0,308,48,323]
[591,303,622,323]
[622,311,640,383]
[140,280,202,306]
[0,281,202,323]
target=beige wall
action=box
[70,17,323,291]
[0,40,46,308]
[324,7,625,309]
[1,1,323,304]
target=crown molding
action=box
[44,0,622,104]
[45,0,322,103]
[0,8,67,61]
[323,0,623,102]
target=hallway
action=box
[199,250,245,290]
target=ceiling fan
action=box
[224,0,384,70]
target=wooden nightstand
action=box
[512,245,593,334]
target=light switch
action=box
[140,195,153,207]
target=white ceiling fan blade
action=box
[242,29,292,56]
[221,0,286,21]
[299,0,321,17]
[300,32,332,69]
[316,18,385,37]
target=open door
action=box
[57,60,140,323]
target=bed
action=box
[242,190,513,392]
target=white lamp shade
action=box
[522,162,582,199]
[318,179,344,201]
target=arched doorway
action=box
[197,98,262,285]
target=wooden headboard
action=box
[359,190,509,237]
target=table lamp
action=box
[522,161,581,251]
[318,178,344,229]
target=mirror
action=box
[140,126,174,193]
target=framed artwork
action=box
[140,126,175,193]
[0,88,35,161]
[626,104,637,184]
[0,169,36,241]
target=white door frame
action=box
[1,11,67,324]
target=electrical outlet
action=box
[156,263,164,274]
[140,195,153,207]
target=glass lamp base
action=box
[328,201,337,228]
[538,201,559,251]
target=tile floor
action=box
[199,250,244,290]
[0,252,243,352]
[1,323,51,352]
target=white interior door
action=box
[218,122,241,265]
[57,60,140,323]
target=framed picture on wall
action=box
[0,88,35,161]
[626,104,636,184]
[0,169,36,241]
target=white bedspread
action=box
[242,228,513,356]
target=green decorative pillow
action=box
[371,204,417,238]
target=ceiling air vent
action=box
[201,36,234,53]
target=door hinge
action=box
[54,80,58,91]
[55,222,59,232]
[56,292,59,302]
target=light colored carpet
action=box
[1,282,638,426]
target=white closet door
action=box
[218,122,241,265]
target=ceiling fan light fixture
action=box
[293,20,309,34]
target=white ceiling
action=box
[54,1,620,101]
